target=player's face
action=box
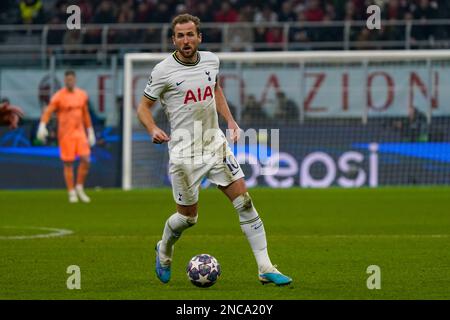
[64,75,76,91]
[172,22,202,60]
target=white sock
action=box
[233,192,273,273]
[160,212,197,264]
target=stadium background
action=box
[0,0,450,301]
[1,0,449,189]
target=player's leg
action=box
[218,179,273,272]
[75,138,91,203]
[155,163,201,283]
[218,178,292,286]
[75,156,91,203]
[211,151,292,285]
[159,202,198,264]
[63,161,78,203]
[60,138,78,203]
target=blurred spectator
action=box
[94,0,117,24]
[112,3,135,46]
[1,0,18,24]
[214,1,239,23]
[355,28,376,50]
[241,95,269,126]
[265,28,284,50]
[240,3,256,22]
[134,1,151,23]
[292,0,306,14]
[304,0,324,22]
[290,11,311,49]
[316,13,343,47]
[195,2,214,22]
[279,1,297,22]
[413,0,439,20]
[63,30,83,55]
[274,91,299,124]
[383,0,406,20]
[254,4,278,23]
[47,16,65,47]
[139,27,162,46]
[411,0,439,44]
[307,1,337,41]
[375,18,405,48]
[0,98,24,130]
[78,0,94,24]
[54,0,69,22]
[174,3,188,16]
[151,3,171,23]
[117,2,134,24]
[227,13,254,51]
[253,26,268,51]
[324,1,337,20]
[392,107,429,142]
[343,0,362,21]
[83,28,102,55]
[19,0,45,24]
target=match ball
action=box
[186,254,221,288]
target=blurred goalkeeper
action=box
[37,70,96,203]
[0,97,24,129]
[137,14,292,286]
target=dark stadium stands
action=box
[1,0,450,66]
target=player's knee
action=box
[232,192,258,221]
[80,156,90,164]
[233,192,253,210]
[63,161,74,167]
[186,214,198,227]
[241,192,253,210]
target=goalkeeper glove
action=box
[88,127,96,146]
[36,122,48,143]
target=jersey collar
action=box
[172,51,200,67]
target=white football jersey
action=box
[144,51,227,160]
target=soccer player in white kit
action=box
[137,14,292,286]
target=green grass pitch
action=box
[0,187,449,299]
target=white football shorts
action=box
[169,147,245,206]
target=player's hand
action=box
[227,120,241,142]
[88,127,96,146]
[150,127,170,144]
[36,122,48,143]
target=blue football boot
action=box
[155,240,171,284]
[259,265,292,286]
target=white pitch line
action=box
[187,234,450,239]
[291,234,450,239]
[0,226,74,240]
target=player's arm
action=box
[37,98,58,142]
[215,83,240,142]
[137,96,169,144]
[82,98,96,146]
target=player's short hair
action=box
[65,70,76,77]
[171,14,201,35]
